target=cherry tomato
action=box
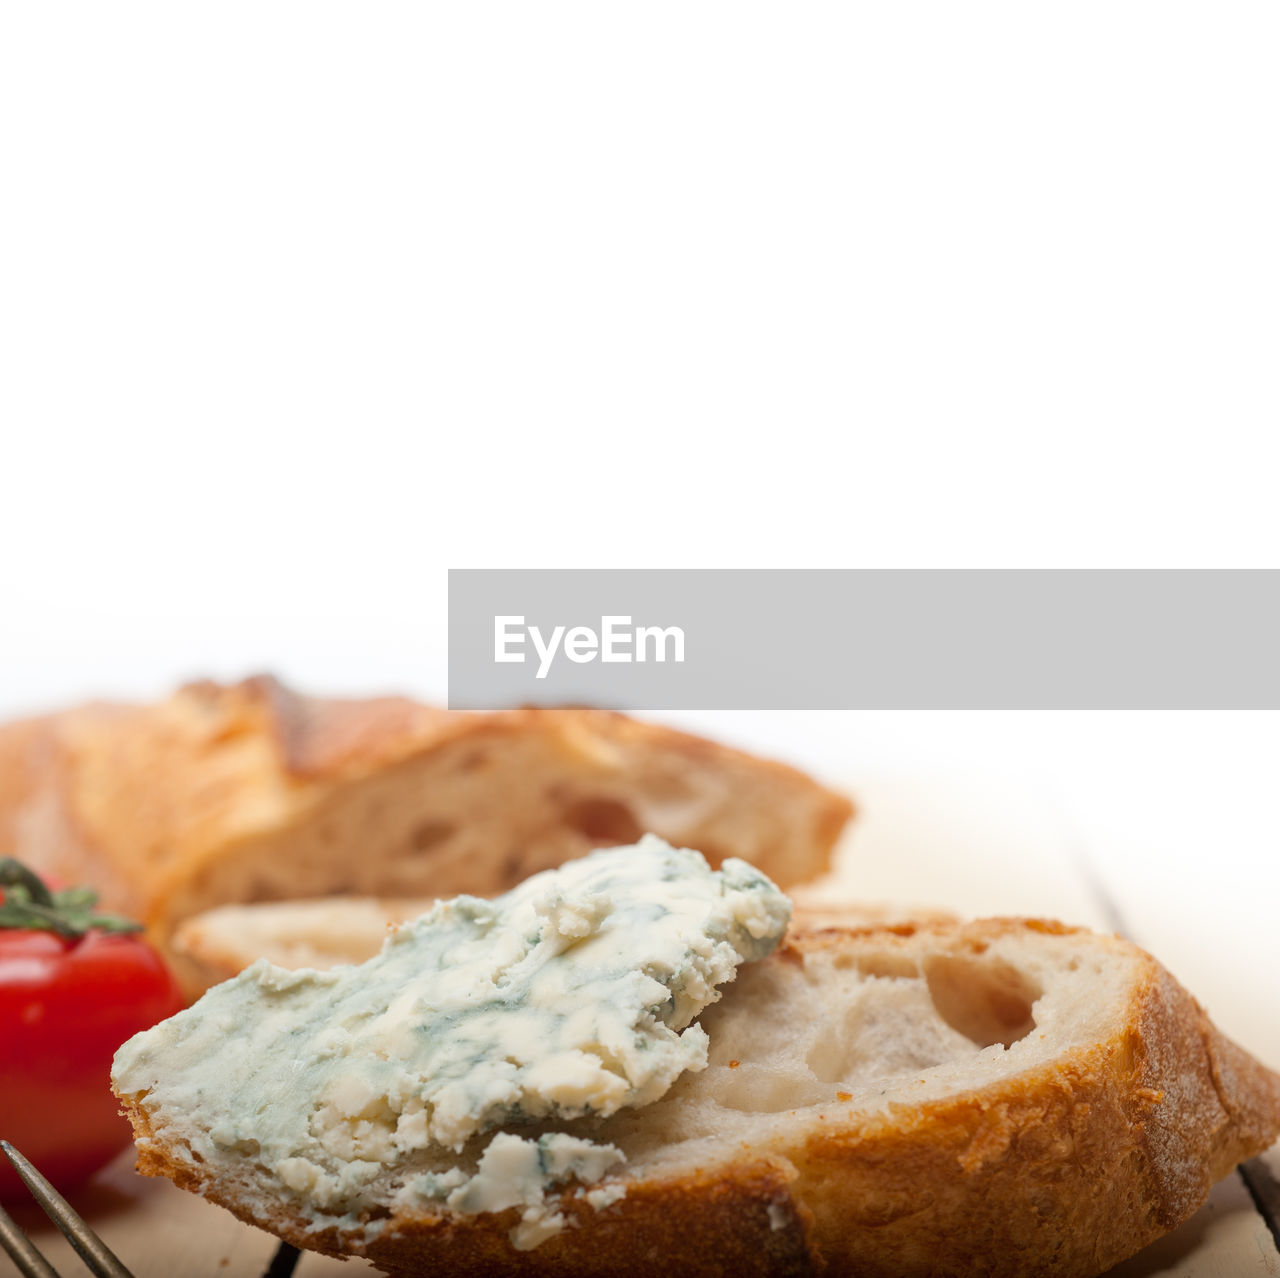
[0,865,185,1199]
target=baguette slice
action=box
[117,917,1280,1278]
[171,895,957,993]
[172,896,438,990]
[0,676,851,989]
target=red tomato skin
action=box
[0,929,185,1199]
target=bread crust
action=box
[117,920,1280,1278]
[779,929,1280,1276]
[124,1098,820,1278]
[0,677,852,982]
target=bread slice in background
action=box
[173,895,957,994]
[0,675,851,992]
[118,918,1280,1278]
[172,896,438,990]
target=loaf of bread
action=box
[172,895,958,993]
[115,887,1280,1277]
[0,676,851,989]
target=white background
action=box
[1,7,1276,1051]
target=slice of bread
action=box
[172,896,437,990]
[0,676,851,990]
[116,917,1280,1277]
[172,895,958,993]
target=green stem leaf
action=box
[0,857,143,937]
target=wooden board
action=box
[3,768,1276,1276]
[0,1150,376,1278]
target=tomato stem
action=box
[0,857,56,908]
[0,857,143,937]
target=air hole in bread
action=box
[923,955,1039,1048]
[802,977,974,1087]
[455,749,488,773]
[851,952,921,980]
[677,947,1043,1120]
[706,1062,833,1112]
[242,871,301,903]
[562,798,643,845]
[409,820,455,853]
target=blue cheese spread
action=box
[113,837,791,1248]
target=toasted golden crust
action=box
[124,1095,820,1278]
[117,920,1280,1278]
[360,1161,822,1278]
[0,677,851,986]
